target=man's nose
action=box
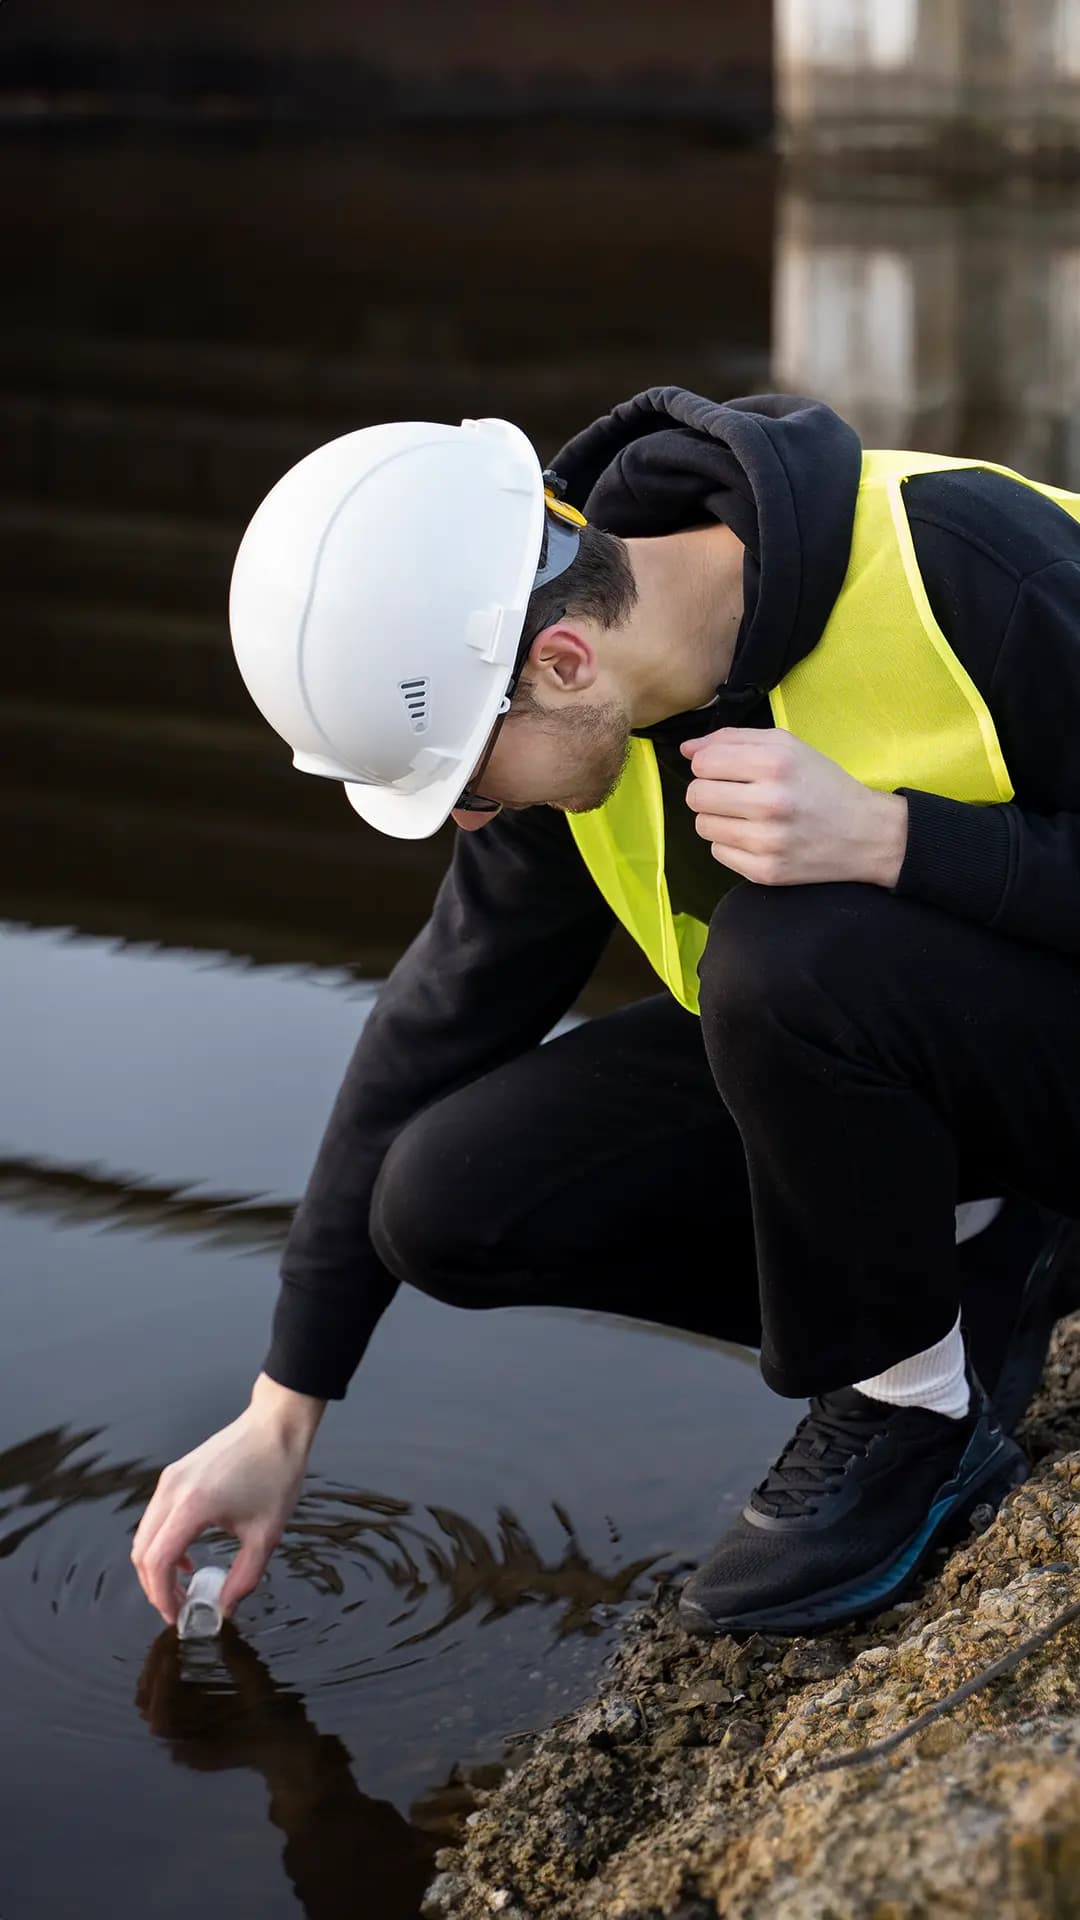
[450,808,498,831]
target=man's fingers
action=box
[690,742,778,782]
[683,742,758,781]
[685,777,748,817]
[694,812,766,852]
[703,838,786,885]
[138,1508,205,1625]
[685,777,786,820]
[680,726,783,767]
[130,1483,166,1565]
[680,726,771,753]
[131,1459,189,1562]
[130,1500,172,1603]
[220,1534,274,1616]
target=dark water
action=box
[6,124,1080,1918]
[0,923,790,1917]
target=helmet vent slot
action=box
[399,677,430,733]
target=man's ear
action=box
[529,622,598,692]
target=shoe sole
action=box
[679,1432,1029,1640]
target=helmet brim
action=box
[344,774,458,840]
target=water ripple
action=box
[0,1422,662,1753]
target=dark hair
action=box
[522,523,637,648]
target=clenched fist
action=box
[680,727,909,890]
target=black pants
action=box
[370,883,1080,1397]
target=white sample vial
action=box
[177,1565,228,1639]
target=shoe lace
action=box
[751,1395,882,1519]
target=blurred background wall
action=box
[5,1,771,126]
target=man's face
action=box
[451,678,632,831]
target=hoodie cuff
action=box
[263,1274,392,1402]
[893,788,1011,926]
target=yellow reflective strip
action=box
[885,473,1014,802]
[641,746,708,1013]
[672,915,707,1014]
[646,747,684,999]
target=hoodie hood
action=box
[549,388,862,710]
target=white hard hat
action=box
[228,415,584,839]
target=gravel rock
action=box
[779,1639,848,1683]
[428,1311,1080,1918]
[574,1693,644,1748]
[421,1871,469,1917]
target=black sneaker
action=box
[961,1205,1080,1435]
[679,1360,1028,1639]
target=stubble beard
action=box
[552,714,633,815]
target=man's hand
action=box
[131,1374,325,1625]
[680,727,909,889]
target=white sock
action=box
[847,1200,998,1407]
[955,1197,1003,1244]
[854,1309,970,1419]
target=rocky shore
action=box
[425,1314,1080,1920]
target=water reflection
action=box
[286,1489,658,1650]
[136,1628,437,1920]
[0,1154,291,1252]
[774,175,1080,482]
[1,1426,658,1652]
[0,1425,156,1561]
[0,1175,782,1917]
[1,1419,662,1914]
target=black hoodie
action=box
[267,390,1080,1402]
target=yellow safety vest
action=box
[568,448,1080,1014]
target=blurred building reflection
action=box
[776,0,1080,164]
[774,176,1080,482]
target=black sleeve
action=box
[264,805,613,1400]
[898,473,1080,956]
